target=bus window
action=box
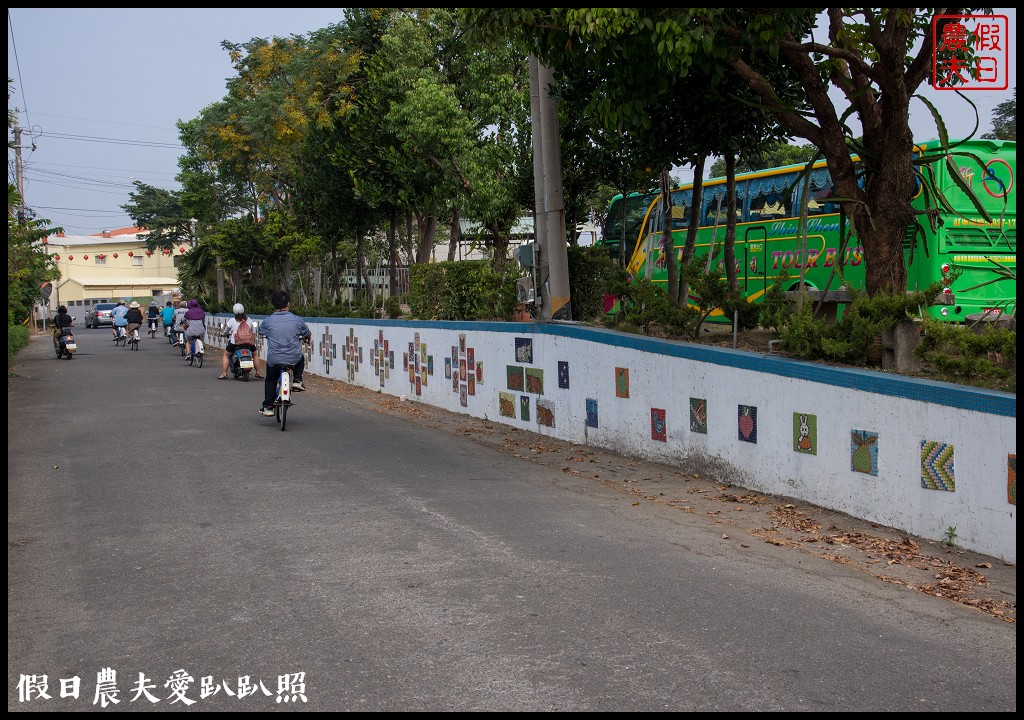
[669,189,692,230]
[748,172,796,221]
[802,168,837,215]
[702,184,745,224]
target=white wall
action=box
[208,317,1017,562]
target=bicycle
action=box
[129,326,141,351]
[270,364,295,431]
[148,317,159,338]
[185,337,205,367]
[113,326,127,347]
[175,329,187,355]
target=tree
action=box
[8,184,60,324]
[708,140,819,177]
[981,86,1016,140]
[121,181,193,251]
[467,8,995,299]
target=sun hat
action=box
[129,301,140,308]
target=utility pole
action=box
[529,55,572,321]
[12,121,26,225]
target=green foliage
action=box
[567,245,628,321]
[778,287,940,365]
[384,295,403,319]
[408,259,518,320]
[914,317,1016,392]
[681,262,730,340]
[981,87,1015,141]
[759,272,793,333]
[722,291,762,332]
[8,323,29,366]
[615,276,675,334]
[8,184,60,326]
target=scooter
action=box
[54,327,77,360]
[230,347,255,381]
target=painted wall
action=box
[208,316,1017,562]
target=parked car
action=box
[85,302,118,328]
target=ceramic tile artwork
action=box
[1009,454,1016,505]
[738,405,757,443]
[507,365,524,391]
[525,368,543,394]
[850,430,879,476]
[615,367,629,398]
[515,337,533,363]
[445,357,451,379]
[558,361,569,389]
[793,412,817,455]
[499,392,515,418]
[586,398,598,428]
[689,398,707,434]
[468,375,475,396]
[537,399,555,427]
[651,408,667,442]
[921,440,955,491]
[520,395,531,421]
[476,361,483,384]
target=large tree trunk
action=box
[724,154,738,292]
[677,154,707,307]
[415,212,438,264]
[660,168,678,302]
[405,210,415,264]
[447,208,460,261]
[388,212,399,296]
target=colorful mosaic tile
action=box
[476,361,483,384]
[428,355,434,375]
[651,408,667,442]
[850,430,879,476]
[525,367,544,394]
[1008,454,1016,505]
[520,395,531,421]
[793,412,817,455]
[460,384,467,407]
[921,440,955,492]
[738,405,757,443]
[558,361,569,389]
[467,348,474,366]
[615,367,630,398]
[515,337,533,363]
[537,399,555,427]
[445,357,452,379]
[689,398,707,434]
[468,375,475,396]
[318,327,338,375]
[499,392,515,418]
[586,398,598,428]
[459,359,466,381]
[459,333,466,354]
[507,365,525,391]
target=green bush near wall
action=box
[8,324,29,366]
[408,259,519,321]
[567,245,628,322]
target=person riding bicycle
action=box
[171,300,189,345]
[160,300,175,339]
[125,301,144,340]
[182,299,207,358]
[258,290,310,417]
[219,302,262,380]
[111,300,129,341]
[52,304,74,353]
[146,301,161,336]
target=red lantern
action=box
[128,251,134,257]
[83,255,89,260]
[112,253,118,258]
[97,254,105,259]
[54,254,61,260]
[68,255,74,260]
[145,249,152,256]
[179,247,186,253]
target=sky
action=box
[7,8,1017,237]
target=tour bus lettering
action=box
[771,250,785,269]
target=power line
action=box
[8,10,33,131]
[39,131,183,149]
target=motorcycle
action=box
[230,347,256,381]
[54,327,77,360]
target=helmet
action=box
[232,303,245,315]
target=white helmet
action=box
[232,303,245,315]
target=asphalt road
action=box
[8,327,1016,711]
